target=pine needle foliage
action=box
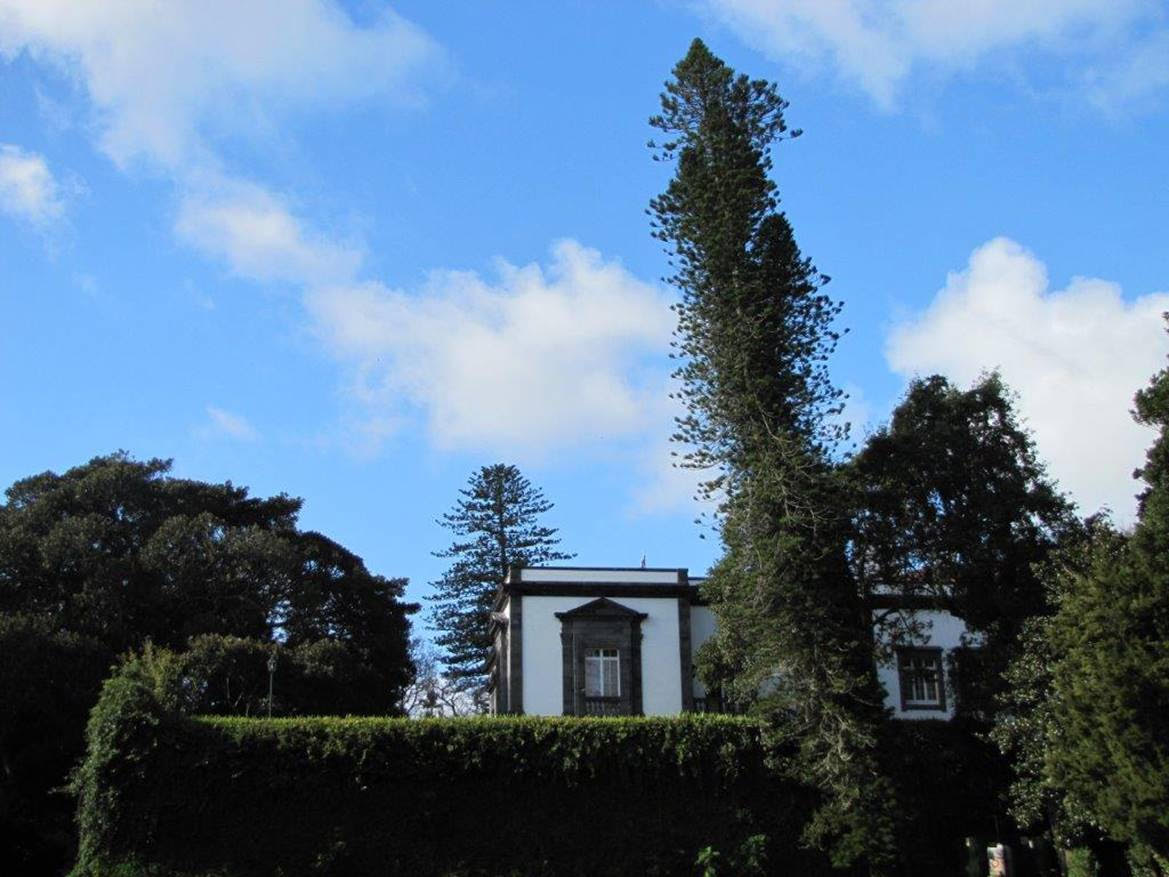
[428,464,572,696]
[995,346,1169,872]
[649,39,895,870]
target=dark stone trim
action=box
[555,596,649,620]
[508,592,523,715]
[495,624,508,714]
[677,596,693,712]
[630,623,643,715]
[557,598,645,717]
[560,626,574,716]
[895,646,946,712]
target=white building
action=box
[488,565,968,719]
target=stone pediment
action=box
[554,597,648,621]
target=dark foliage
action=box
[993,341,1169,874]
[0,453,416,686]
[880,719,1014,877]
[74,666,835,877]
[850,374,1076,717]
[850,374,1073,629]
[428,464,571,696]
[650,39,894,869]
[0,614,111,874]
[136,635,397,718]
[0,452,416,869]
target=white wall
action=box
[521,595,683,716]
[873,609,968,720]
[689,605,718,699]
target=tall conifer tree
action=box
[428,464,572,696]
[650,40,895,868]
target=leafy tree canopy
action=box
[0,451,417,698]
[850,373,1074,631]
[428,463,571,696]
[849,373,1077,718]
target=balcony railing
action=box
[583,696,623,716]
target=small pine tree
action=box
[427,465,572,697]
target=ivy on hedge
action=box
[72,663,830,876]
[73,658,1012,876]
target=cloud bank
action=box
[887,237,1169,521]
[0,0,442,170]
[698,0,1167,108]
[307,240,675,453]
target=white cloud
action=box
[306,239,675,453]
[0,143,63,223]
[201,406,260,442]
[697,0,1163,107]
[0,0,442,170]
[0,1,435,294]
[887,237,1169,521]
[176,179,362,286]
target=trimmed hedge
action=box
[0,615,113,873]
[73,670,830,876]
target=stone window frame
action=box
[555,598,647,716]
[896,646,947,712]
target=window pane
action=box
[900,652,942,706]
[603,655,620,696]
[585,656,601,696]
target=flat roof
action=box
[511,566,693,586]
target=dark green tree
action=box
[849,373,1076,715]
[995,348,1169,873]
[650,39,894,869]
[0,452,417,865]
[428,464,571,696]
[993,517,1138,872]
[0,452,416,691]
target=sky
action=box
[2,0,1168,635]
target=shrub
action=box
[138,635,398,718]
[73,667,830,876]
[881,719,1012,875]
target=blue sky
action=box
[2,0,1168,634]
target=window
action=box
[897,647,946,711]
[584,648,620,697]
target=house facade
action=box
[489,565,969,719]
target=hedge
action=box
[0,615,112,873]
[72,670,831,876]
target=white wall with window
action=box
[873,609,967,720]
[490,567,976,721]
[521,594,684,716]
